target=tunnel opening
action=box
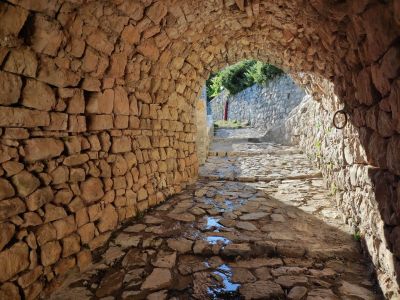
[194,60,385,298]
[0,0,399,299]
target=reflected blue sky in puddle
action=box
[205,216,223,230]
[206,236,231,244]
[207,264,241,298]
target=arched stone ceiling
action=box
[0,0,399,298]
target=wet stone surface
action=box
[49,131,382,300]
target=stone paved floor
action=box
[48,129,383,300]
[214,128,266,140]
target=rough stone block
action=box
[7,0,61,15]
[80,177,104,204]
[61,234,80,257]
[86,89,114,114]
[87,31,114,55]
[147,2,167,24]
[40,241,61,266]
[0,71,22,105]
[3,128,29,140]
[38,57,80,88]
[3,48,38,77]
[114,86,130,115]
[354,68,378,105]
[54,257,75,276]
[114,115,129,129]
[22,79,55,111]
[88,232,111,251]
[31,15,63,56]
[137,39,160,61]
[0,107,50,128]
[67,90,85,114]
[0,178,15,200]
[387,135,400,176]
[77,222,95,244]
[23,138,64,162]
[0,2,28,37]
[77,250,92,271]
[12,171,40,197]
[53,215,76,240]
[111,136,131,153]
[35,223,57,246]
[17,266,43,289]
[0,223,15,252]
[69,38,85,58]
[88,115,113,131]
[0,242,29,282]
[108,53,127,78]
[50,166,69,185]
[26,187,54,211]
[45,112,68,131]
[23,280,43,300]
[44,203,67,223]
[68,115,86,132]
[63,153,89,167]
[121,25,140,45]
[97,204,118,233]
[82,77,101,91]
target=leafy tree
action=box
[206,60,283,100]
[220,60,256,95]
[245,61,283,84]
[206,73,224,99]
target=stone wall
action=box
[0,2,199,298]
[282,75,400,298]
[209,75,305,130]
[195,89,210,165]
[0,0,399,298]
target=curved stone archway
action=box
[0,0,399,298]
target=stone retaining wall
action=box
[195,89,210,165]
[0,2,198,298]
[209,75,305,130]
[283,75,400,298]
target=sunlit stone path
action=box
[48,129,382,300]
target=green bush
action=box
[246,61,283,85]
[206,73,224,99]
[220,60,255,95]
[206,60,283,100]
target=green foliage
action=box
[246,61,283,85]
[206,73,224,99]
[136,210,145,220]
[353,231,361,241]
[206,60,283,100]
[314,140,322,159]
[220,60,255,95]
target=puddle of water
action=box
[206,236,231,245]
[224,200,235,211]
[205,217,224,231]
[208,264,241,299]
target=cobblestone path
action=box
[49,129,382,300]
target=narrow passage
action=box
[49,128,382,300]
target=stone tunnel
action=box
[0,0,399,299]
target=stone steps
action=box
[199,172,323,182]
[48,138,382,300]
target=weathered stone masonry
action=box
[0,0,399,299]
[210,74,304,130]
[285,75,400,298]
